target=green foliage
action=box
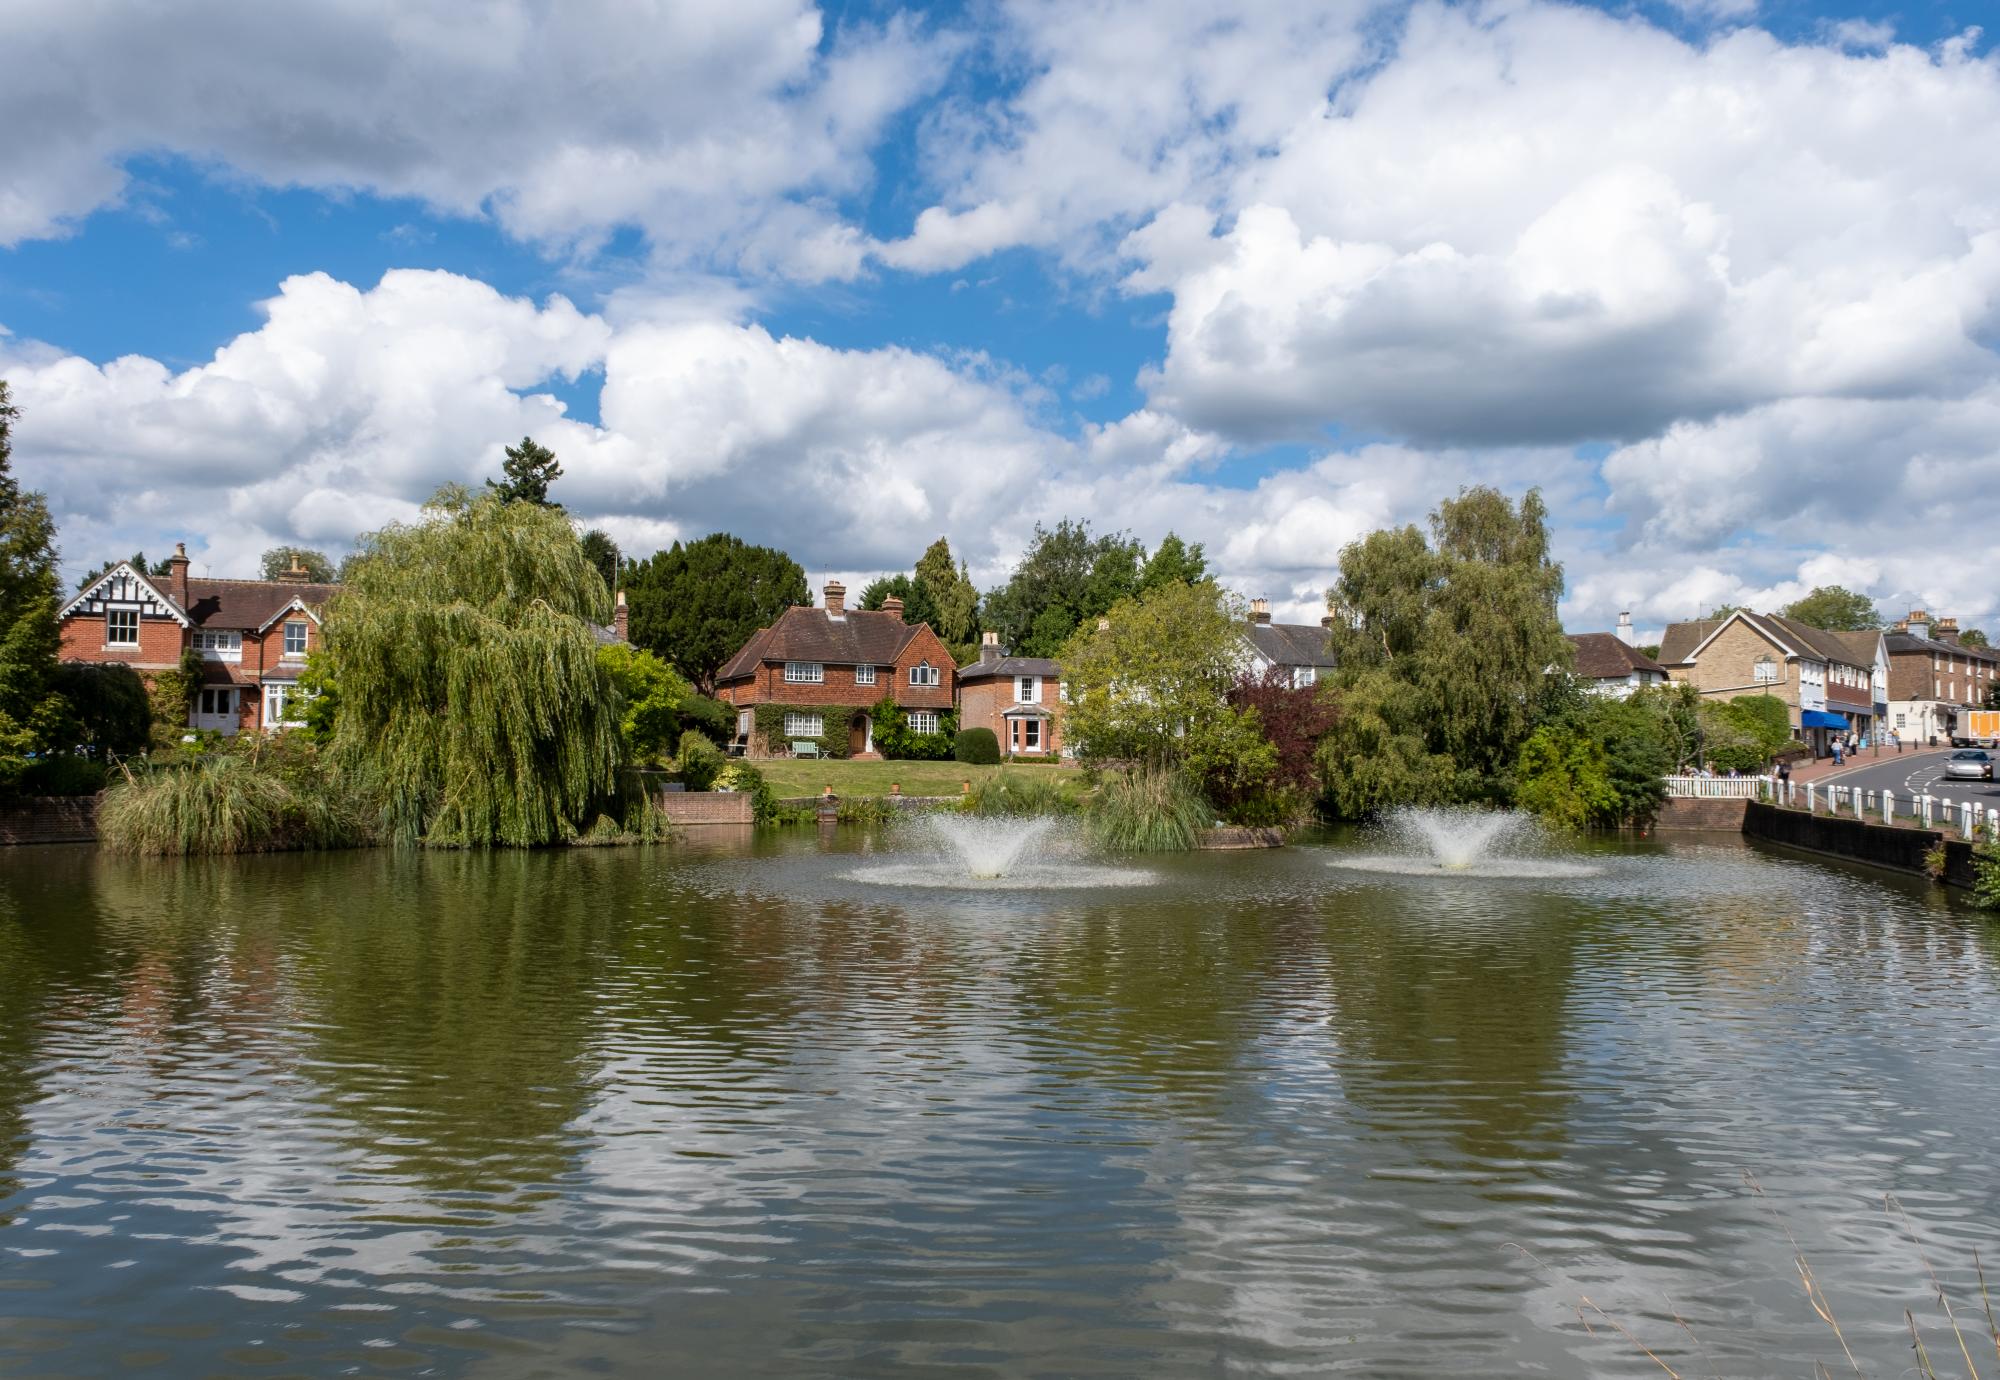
[869,696,955,760]
[579,529,618,597]
[50,661,151,761]
[75,551,171,589]
[1318,487,1570,816]
[1060,580,1278,808]
[1973,845,2000,908]
[259,546,336,582]
[1780,584,1878,631]
[1697,694,1793,773]
[21,755,108,796]
[297,652,340,745]
[145,647,206,746]
[1960,627,1989,648]
[1515,726,1618,831]
[675,729,725,792]
[622,533,808,691]
[1085,765,1212,852]
[834,795,898,825]
[487,435,563,506]
[1923,840,1948,882]
[751,702,856,759]
[962,771,1075,817]
[716,760,793,826]
[954,727,1001,764]
[327,485,622,847]
[679,693,735,747]
[97,745,367,855]
[914,537,980,647]
[0,383,67,789]
[596,642,691,765]
[1138,532,1207,591]
[983,519,1146,657]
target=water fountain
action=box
[844,814,1156,890]
[1326,806,1601,879]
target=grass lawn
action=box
[756,758,1083,800]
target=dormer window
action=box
[909,661,939,687]
[283,620,308,656]
[106,608,139,646]
[855,664,876,686]
[785,661,824,684]
[194,630,243,662]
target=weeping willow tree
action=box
[328,486,622,847]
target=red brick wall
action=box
[958,675,1063,754]
[891,625,956,710]
[0,796,99,845]
[718,623,960,712]
[60,612,185,669]
[654,791,754,825]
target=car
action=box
[1943,749,1994,782]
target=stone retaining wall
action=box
[1742,801,1985,889]
[0,795,100,845]
[1654,797,1750,831]
[1196,826,1285,850]
[654,791,754,826]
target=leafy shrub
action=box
[1515,725,1619,831]
[50,662,151,761]
[676,729,726,792]
[835,795,898,825]
[597,643,692,764]
[870,697,955,760]
[680,694,735,748]
[962,772,1075,817]
[1971,843,2000,908]
[21,755,108,796]
[717,760,805,826]
[98,752,367,855]
[954,727,1000,764]
[1085,765,1211,852]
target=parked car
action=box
[1942,749,1994,782]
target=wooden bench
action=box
[790,739,822,758]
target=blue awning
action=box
[1801,710,1848,729]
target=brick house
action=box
[57,544,336,734]
[1566,628,1669,698]
[1883,610,1999,745]
[957,631,1065,758]
[713,580,956,758]
[1241,600,1338,687]
[1658,610,1878,755]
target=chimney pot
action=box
[1320,614,1335,630]
[824,580,846,618]
[1616,611,1635,646]
[1249,597,1272,625]
[165,542,192,609]
[613,590,629,642]
[882,595,904,616]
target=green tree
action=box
[1781,585,1878,631]
[487,436,562,506]
[859,573,914,611]
[1703,602,1747,620]
[913,537,979,647]
[50,662,151,761]
[259,546,336,582]
[1059,580,1276,801]
[984,519,1144,658]
[76,551,168,590]
[1315,669,1457,818]
[596,642,691,765]
[579,529,619,597]
[1514,726,1618,832]
[1139,532,1208,591]
[622,533,808,692]
[327,485,621,847]
[0,382,68,788]
[1318,488,1569,812]
[1959,628,1988,648]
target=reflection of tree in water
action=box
[277,850,618,1200]
[1318,885,1593,1165]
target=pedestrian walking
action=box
[1832,737,1845,767]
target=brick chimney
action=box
[979,629,1002,665]
[1616,611,1635,646]
[1249,597,1272,625]
[882,595,904,617]
[823,579,846,619]
[1935,616,1961,645]
[1905,608,1931,640]
[1321,614,1335,630]
[165,541,191,610]
[278,555,310,583]
[613,590,628,642]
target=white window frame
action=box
[855,663,876,686]
[783,711,824,739]
[263,683,308,728]
[1753,656,1777,684]
[1021,718,1042,751]
[909,661,939,688]
[282,620,309,657]
[784,661,824,685]
[193,629,244,661]
[1016,675,1038,704]
[197,687,235,718]
[106,607,140,647]
[907,710,940,736]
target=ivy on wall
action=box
[869,696,957,761]
[752,702,858,759]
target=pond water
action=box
[2,828,1997,1377]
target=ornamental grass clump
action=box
[327,487,624,848]
[98,754,367,855]
[1085,765,1211,853]
[962,772,1074,818]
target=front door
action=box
[193,687,239,735]
[850,712,872,756]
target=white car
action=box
[1943,749,1994,782]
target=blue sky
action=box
[4,0,1998,635]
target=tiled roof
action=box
[1659,612,1873,669]
[959,654,1061,682]
[1657,618,1724,666]
[715,606,924,682]
[1886,630,2000,663]
[182,577,338,631]
[1566,632,1666,680]
[1245,621,1338,669]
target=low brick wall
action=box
[654,791,753,827]
[1196,826,1285,850]
[1654,797,1750,831]
[0,795,100,845]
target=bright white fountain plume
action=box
[842,814,1156,890]
[1328,806,1599,879]
[927,815,1058,880]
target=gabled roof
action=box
[715,606,928,682]
[1566,632,1666,680]
[183,577,339,631]
[58,563,193,627]
[1244,621,1338,669]
[1886,630,2000,664]
[959,654,1061,683]
[1829,629,1887,667]
[1660,610,1875,670]
[1763,614,1870,669]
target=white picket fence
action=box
[1663,775,1768,798]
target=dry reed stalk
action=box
[1886,1192,1983,1380]
[1909,1309,1940,1379]
[1743,1171,1864,1375]
[1977,1251,2000,1367]
[1577,1296,1685,1377]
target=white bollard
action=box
[1807,784,1818,815]
[1883,790,1895,823]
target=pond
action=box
[2,826,1997,1377]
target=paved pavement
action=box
[1804,748,2000,812]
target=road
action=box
[1821,748,2000,813]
